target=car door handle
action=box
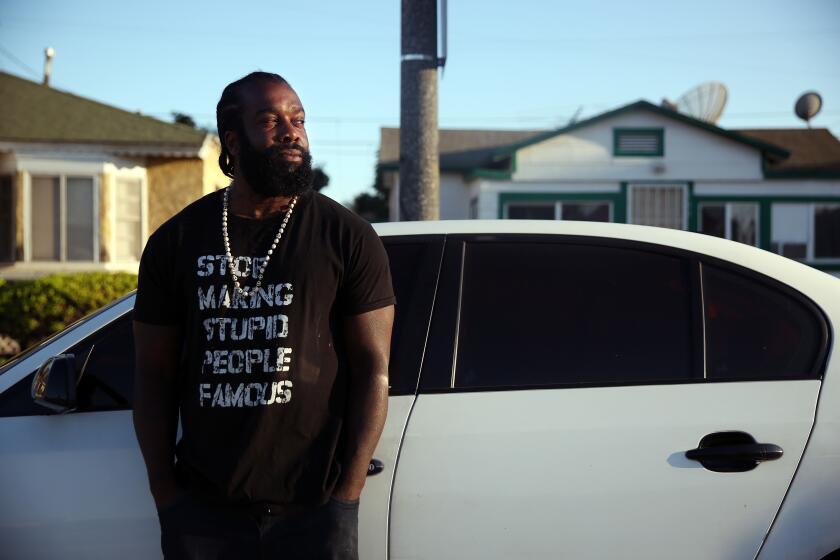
[685,431,783,472]
[367,459,385,476]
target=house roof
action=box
[0,71,206,147]
[736,128,840,177]
[379,127,545,172]
[378,100,822,178]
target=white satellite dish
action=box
[673,81,728,124]
[794,91,822,128]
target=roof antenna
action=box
[43,47,55,87]
[794,92,822,129]
[566,105,584,126]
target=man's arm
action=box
[333,305,395,501]
[132,321,182,509]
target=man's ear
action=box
[224,129,240,159]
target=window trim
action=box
[697,201,761,247]
[24,172,100,263]
[0,175,14,262]
[418,233,831,394]
[613,127,665,157]
[771,202,840,264]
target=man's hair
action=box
[216,71,289,178]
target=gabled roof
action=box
[379,100,803,178]
[736,128,840,177]
[0,71,205,146]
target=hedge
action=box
[0,272,137,360]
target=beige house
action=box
[0,71,229,279]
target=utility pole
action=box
[399,0,439,221]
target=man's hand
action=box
[334,305,394,501]
[132,321,182,510]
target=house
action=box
[379,100,840,276]
[0,71,230,278]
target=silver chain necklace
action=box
[222,185,298,297]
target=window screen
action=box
[703,264,824,380]
[455,241,695,389]
[630,185,685,229]
[116,178,143,261]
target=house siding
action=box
[146,158,204,234]
[512,111,764,182]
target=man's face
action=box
[232,81,313,198]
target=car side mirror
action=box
[31,354,78,413]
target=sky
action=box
[1,0,839,206]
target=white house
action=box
[379,100,840,276]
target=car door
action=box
[390,235,828,560]
[0,297,158,560]
[360,234,443,560]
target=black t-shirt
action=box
[134,188,395,507]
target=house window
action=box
[614,128,664,157]
[115,177,143,261]
[0,175,13,262]
[771,203,840,260]
[698,202,759,246]
[505,201,611,222]
[628,184,686,230]
[30,175,96,262]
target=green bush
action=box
[0,272,137,359]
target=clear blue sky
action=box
[2,0,839,205]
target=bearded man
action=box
[132,71,395,560]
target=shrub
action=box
[0,272,137,359]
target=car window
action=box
[383,237,444,395]
[72,314,134,410]
[0,312,134,417]
[455,240,696,389]
[702,264,826,380]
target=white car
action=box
[1,220,839,560]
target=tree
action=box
[313,167,329,192]
[349,165,389,222]
[172,112,197,128]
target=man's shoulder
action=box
[310,191,371,231]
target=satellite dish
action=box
[674,81,728,124]
[795,91,822,127]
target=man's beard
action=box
[237,135,314,198]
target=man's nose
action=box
[274,120,299,144]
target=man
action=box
[132,71,395,560]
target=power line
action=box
[0,44,40,79]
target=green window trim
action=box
[690,196,840,266]
[613,128,664,157]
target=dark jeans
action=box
[158,494,359,560]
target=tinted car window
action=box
[703,264,825,379]
[383,237,444,395]
[72,315,134,410]
[456,241,696,389]
[0,313,134,417]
